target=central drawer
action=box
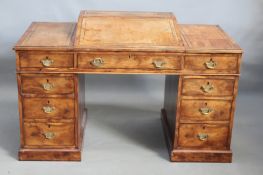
[78,53,182,70]
[23,121,75,147]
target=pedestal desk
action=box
[14,11,242,162]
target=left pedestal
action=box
[17,73,86,161]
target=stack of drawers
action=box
[164,54,240,162]
[16,51,84,160]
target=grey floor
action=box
[0,73,263,175]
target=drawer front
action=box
[21,75,74,94]
[178,124,229,149]
[184,55,238,73]
[19,52,74,68]
[23,98,74,119]
[78,53,182,70]
[182,78,235,96]
[24,122,75,147]
[180,99,231,121]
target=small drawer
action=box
[178,124,229,149]
[21,75,74,95]
[184,54,238,73]
[180,99,231,121]
[19,52,74,68]
[23,97,75,119]
[78,53,182,70]
[182,77,235,96]
[24,121,75,147]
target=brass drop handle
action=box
[199,106,213,115]
[91,57,104,67]
[205,59,216,69]
[201,82,214,93]
[43,132,55,139]
[197,133,208,141]
[42,105,55,114]
[41,56,54,67]
[153,60,166,69]
[42,82,53,91]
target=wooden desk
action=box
[14,11,242,162]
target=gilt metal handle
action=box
[199,106,213,115]
[42,105,55,114]
[41,57,54,67]
[205,59,216,69]
[42,82,53,91]
[197,133,208,141]
[201,82,214,93]
[153,60,166,69]
[43,132,55,139]
[91,57,104,67]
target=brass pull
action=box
[43,132,55,139]
[197,133,208,141]
[201,82,214,93]
[91,57,104,67]
[42,82,53,91]
[205,59,216,69]
[153,60,166,69]
[41,56,54,67]
[42,105,55,114]
[199,106,213,115]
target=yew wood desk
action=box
[14,11,242,162]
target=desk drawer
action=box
[182,77,235,96]
[21,75,74,95]
[178,124,229,149]
[184,54,238,73]
[24,121,75,147]
[180,99,231,121]
[19,52,74,68]
[23,97,75,119]
[78,53,182,70]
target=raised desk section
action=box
[14,11,242,162]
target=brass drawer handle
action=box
[42,105,55,114]
[42,82,53,91]
[199,107,213,115]
[43,132,55,139]
[91,57,104,67]
[153,60,166,69]
[201,82,214,93]
[205,59,216,69]
[41,56,54,67]
[197,133,208,141]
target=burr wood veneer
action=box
[14,11,242,162]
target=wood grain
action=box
[23,97,75,119]
[178,124,229,149]
[182,76,235,96]
[19,51,74,68]
[21,74,75,95]
[23,121,75,148]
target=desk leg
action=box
[17,74,87,161]
[162,75,236,162]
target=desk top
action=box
[15,11,242,53]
